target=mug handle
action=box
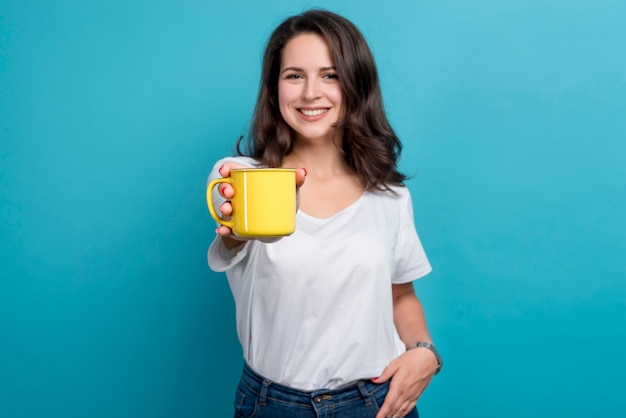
[206,177,234,229]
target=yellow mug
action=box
[206,168,297,237]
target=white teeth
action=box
[300,108,328,116]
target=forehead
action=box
[280,33,334,68]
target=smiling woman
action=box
[206,9,439,418]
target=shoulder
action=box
[368,184,412,202]
[366,184,415,215]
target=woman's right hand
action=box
[215,162,307,250]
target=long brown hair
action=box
[237,9,407,189]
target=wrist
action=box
[413,341,443,375]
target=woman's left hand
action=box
[372,345,438,418]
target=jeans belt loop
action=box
[258,379,271,406]
[357,380,372,406]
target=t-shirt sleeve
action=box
[392,187,432,283]
[207,234,251,272]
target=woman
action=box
[208,9,442,418]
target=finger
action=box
[219,162,249,178]
[215,225,233,237]
[390,399,416,418]
[399,399,418,417]
[218,163,229,178]
[295,167,307,188]
[218,201,233,217]
[218,184,234,199]
[384,377,423,418]
[376,387,396,418]
[372,362,397,385]
[375,380,402,418]
[375,398,396,418]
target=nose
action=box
[302,78,321,101]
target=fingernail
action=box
[303,167,308,176]
[371,377,378,381]
[218,164,225,176]
[220,185,227,195]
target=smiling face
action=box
[278,33,343,144]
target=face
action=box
[278,33,343,143]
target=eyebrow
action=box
[280,66,336,74]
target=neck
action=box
[283,139,350,178]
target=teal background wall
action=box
[1,0,625,417]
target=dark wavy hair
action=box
[237,9,406,189]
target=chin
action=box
[299,133,335,142]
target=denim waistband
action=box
[240,363,389,407]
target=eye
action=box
[285,73,302,80]
[323,73,339,80]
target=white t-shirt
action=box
[207,156,432,391]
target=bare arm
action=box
[374,282,439,418]
[392,282,433,348]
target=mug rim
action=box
[229,168,297,172]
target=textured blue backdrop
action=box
[1,1,625,417]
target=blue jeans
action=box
[233,364,419,418]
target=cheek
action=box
[329,86,343,106]
[278,83,295,109]
[277,86,294,126]
[330,87,343,115]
